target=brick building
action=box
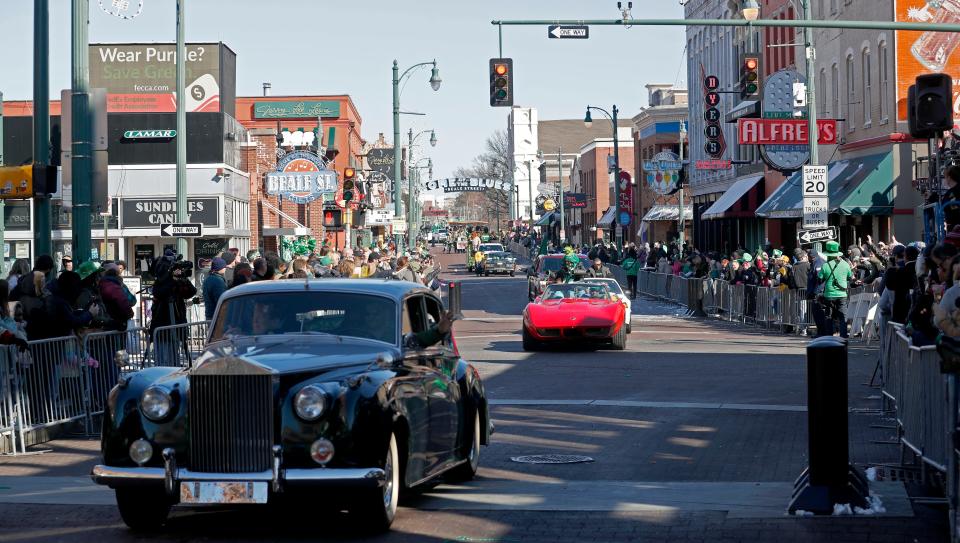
[568,130,634,246]
[235,95,364,250]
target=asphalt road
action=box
[0,248,948,542]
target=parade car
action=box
[526,254,591,301]
[583,278,632,333]
[521,282,627,351]
[92,280,491,532]
[469,243,506,272]
[479,251,517,277]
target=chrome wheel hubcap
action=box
[383,443,394,509]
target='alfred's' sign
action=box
[737,118,838,145]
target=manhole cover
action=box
[510,454,594,464]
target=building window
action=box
[831,0,838,14]
[820,68,828,117]
[879,41,890,123]
[846,54,855,131]
[831,63,840,124]
[862,48,872,127]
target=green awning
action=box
[535,211,557,226]
[755,152,894,218]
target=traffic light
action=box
[342,167,356,202]
[489,58,513,107]
[740,54,761,100]
[914,73,953,136]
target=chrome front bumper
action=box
[91,447,385,496]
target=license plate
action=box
[179,481,268,504]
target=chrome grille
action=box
[189,375,273,473]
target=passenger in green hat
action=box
[817,240,854,338]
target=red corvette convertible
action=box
[521,283,627,351]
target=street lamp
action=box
[584,104,622,252]
[393,59,441,248]
[740,0,760,21]
[407,129,437,249]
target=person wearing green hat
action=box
[555,252,585,283]
[817,240,855,338]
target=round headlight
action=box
[140,387,173,421]
[294,385,328,421]
[129,438,153,465]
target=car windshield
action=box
[210,291,398,344]
[542,283,611,300]
[479,244,503,252]
[585,279,623,295]
[487,252,512,259]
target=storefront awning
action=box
[701,174,765,220]
[596,207,617,227]
[535,211,558,226]
[755,152,894,218]
[641,205,694,222]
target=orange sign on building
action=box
[896,0,960,121]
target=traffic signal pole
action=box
[34,0,51,264]
[490,18,960,33]
[71,0,92,264]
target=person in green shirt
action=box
[817,240,855,338]
[621,248,642,299]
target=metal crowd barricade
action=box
[729,283,745,322]
[701,279,718,315]
[899,343,950,473]
[82,328,151,423]
[151,321,210,368]
[885,326,910,420]
[716,280,732,320]
[753,287,777,327]
[11,335,88,438]
[0,346,21,454]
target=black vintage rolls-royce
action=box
[91,279,491,531]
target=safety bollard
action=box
[788,336,869,515]
[448,281,464,320]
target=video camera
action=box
[171,259,194,276]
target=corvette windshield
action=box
[210,291,398,344]
[542,284,610,300]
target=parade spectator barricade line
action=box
[82,328,151,433]
[729,283,746,322]
[7,335,88,450]
[150,321,210,368]
[607,264,628,287]
[899,342,950,474]
[754,287,778,328]
[0,346,22,454]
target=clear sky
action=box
[1,0,686,179]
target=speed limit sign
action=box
[802,165,828,197]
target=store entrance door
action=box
[128,237,180,279]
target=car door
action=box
[398,295,432,485]
[423,295,460,464]
[403,295,456,476]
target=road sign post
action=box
[802,165,828,229]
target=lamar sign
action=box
[738,118,838,145]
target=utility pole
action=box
[175,0,188,257]
[678,120,686,246]
[392,60,402,249]
[33,0,51,265]
[526,160,533,225]
[801,0,822,254]
[558,146,565,245]
[407,128,415,250]
[71,0,91,264]
[612,105,621,252]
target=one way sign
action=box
[160,223,203,237]
[548,25,589,39]
[796,226,837,245]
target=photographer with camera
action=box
[149,249,197,366]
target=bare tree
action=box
[454,130,513,229]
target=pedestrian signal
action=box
[489,58,514,107]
